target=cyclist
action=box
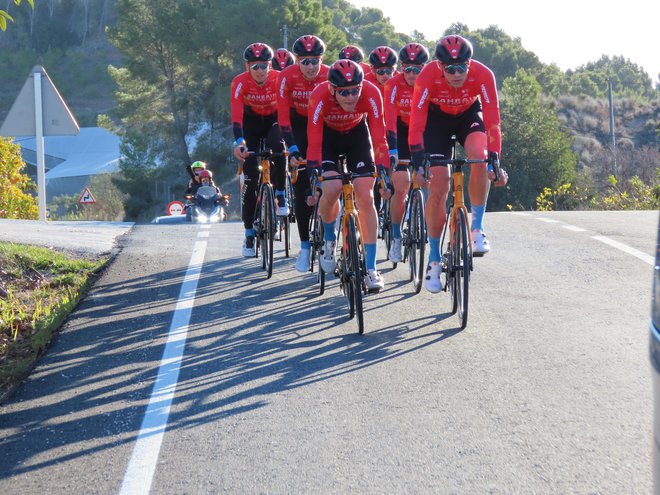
[272,48,295,71]
[383,42,430,263]
[276,35,330,273]
[366,46,398,94]
[185,160,206,194]
[338,44,371,75]
[307,59,389,291]
[231,42,288,257]
[408,35,508,293]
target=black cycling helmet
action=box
[243,42,274,63]
[328,59,364,87]
[292,35,326,57]
[399,43,430,65]
[338,45,365,64]
[435,35,473,64]
[273,48,295,70]
[368,46,398,68]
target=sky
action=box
[348,0,659,83]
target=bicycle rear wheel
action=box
[260,185,275,278]
[309,201,325,294]
[408,189,426,294]
[382,200,395,268]
[347,214,364,334]
[450,208,470,329]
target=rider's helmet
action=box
[292,35,326,57]
[198,170,212,183]
[368,46,398,68]
[191,161,207,173]
[399,43,430,65]
[273,48,295,70]
[328,59,364,87]
[338,45,365,64]
[243,42,274,63]
[435,35,473,64]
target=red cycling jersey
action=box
[306,80,389,169]
[230,70,279,140]
[384,72,414,129]
[408,59,501,154]
[276,63,330,144]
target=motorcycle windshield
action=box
[196,186,218,210]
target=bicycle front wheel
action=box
[260,185,275,278]
[450,207,470,329]
[347,214,364,334]
[409,189,426,294]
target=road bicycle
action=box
[248,139,287,279]
[276,159,296,258]
[306,166,327,295]
[377,165,395,268]
[320,156,375,334]
[428,137,500,329]
[399,159,427,293]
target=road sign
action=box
[79,187,96,204]
[0,66,79,137]
[0,66,80,222]
[167,200,185,216]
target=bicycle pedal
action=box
[472,252,485,258]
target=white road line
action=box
[200,224,211,229]
[561,225,587,232]
[592,235,654,266]
[537,218,561,223]
[197,230,210,238]
[119,240,207,495]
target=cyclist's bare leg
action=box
[391,169,410,225]
[425,166,450,238]
[318,172,342,224]
[354,177,378,244]
[464,132,490,207]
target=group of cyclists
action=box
[221,33,507,294]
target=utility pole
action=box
[282,24,288,49]
[608,78,617,176]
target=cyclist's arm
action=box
[276,69,297,150]
[230,74,247,144]
[362,81,389,169]
[474,61,502,156]
[305,85,326,169]
[383,79,399,152]
[408,66,433,167]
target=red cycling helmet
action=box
[243,42,274,63]
[435,35,473,64]
[368,46,398,68]
[328,59,364,87]
[273,48,295,70]
[399,43,430,65]
[292,35,326,57]
[338,45,365,64]
[199,170,212,180]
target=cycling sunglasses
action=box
[250,63,269,71]
[336,87,361,97]
[375,67,394,76]
[402,65,422,74]
[300,58,320,66]
[443,62,469,74]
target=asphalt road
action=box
[0,210,657,493]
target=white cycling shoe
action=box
[295,248,311,273]
[365,269,384,291]
[388,238,403,263]
[424,261,442,293]
[242,236,255,258]
[471,229,490,256]
[320,240,336,273]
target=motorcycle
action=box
[184,185,230,223]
